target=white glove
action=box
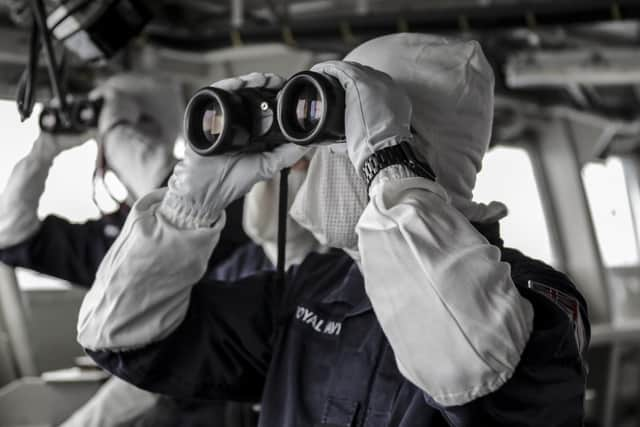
[310,60,413,174]
[160,72,309,229]
[0,131,91,248]
[35,130,94,159]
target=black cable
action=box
[15,0,93,122]
[16,19,41,121]
[275,167,290,297]
[57,48,69,94]
[31,0,69,123]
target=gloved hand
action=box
[310,60,413,174]
[32,129,94,160]
[160,72,309,229]
[92,84,142,136]
[0,130,91,248]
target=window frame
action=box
[489,139,563,268]
[620,154,640,263]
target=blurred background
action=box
[0,1,639,426]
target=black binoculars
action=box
[184,71,345,156]
[39,97,103,134]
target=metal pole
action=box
[0,264,38,377]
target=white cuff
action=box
[369,170,450,203]
[78,189,225,351]
[358,180,533,406]
[0,146,53,248]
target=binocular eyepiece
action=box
[184,71,345,156]
[39,97,103,134]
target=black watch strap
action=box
[361,141,436,188]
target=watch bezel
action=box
[361,141,436,187]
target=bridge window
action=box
[474,146,555,265]
[583,157,639,268]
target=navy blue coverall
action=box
[85,221,590,427]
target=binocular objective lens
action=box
[277,71,343,145]
[202,102,225,143]
[292,85,322,133]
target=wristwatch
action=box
[361,141,436,188]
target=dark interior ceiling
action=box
[152,1,640,121]
[0,0,638,134]
[2,1,639,52]
[146,0,640,53]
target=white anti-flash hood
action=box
[243,167,323,268]
[290,34,507,250]
[343,33,506,223]
[97,74,184,201]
